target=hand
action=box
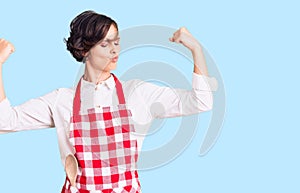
[0,39,15,65]
[169,27,201,52]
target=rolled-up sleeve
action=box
[0,89,59,133]
[138,73,218,119]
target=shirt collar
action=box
[81,74,116,90]
[103,74,116,89]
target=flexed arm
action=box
[0,39,15,102]
[169,27,208,76]
[0,39,56,133]
[136,27,217,119]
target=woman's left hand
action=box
[169,27,201,52]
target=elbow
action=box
[0,109,18,132]
[0,121,16,133]
[198,100,213,112]
[204,100,213,111]
[205,92,214,111]
[0,130,15,134]
[194,91,214,112]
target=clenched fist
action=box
[169,27,201,52]
[0,39,15,65]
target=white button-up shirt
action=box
[0,73,217,168]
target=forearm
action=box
[0,64,6,102]
[192,45,209,76]
[0,39,15,102]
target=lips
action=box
[111,56,118,63]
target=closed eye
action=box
[114,41,120,46]
[101,43,108,47]
[99,37,120,47]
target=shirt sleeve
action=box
[0,89,59,133]
[137,73,218,119]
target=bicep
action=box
[0,89,59,132]
[135,80,213,119]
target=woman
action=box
[0,10,217,193]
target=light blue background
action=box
[0,0,299,192]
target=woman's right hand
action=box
[0,39,15,65]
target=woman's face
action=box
[85,24,120,72]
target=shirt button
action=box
[95,85,100,90]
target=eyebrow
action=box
[102,35,120,43]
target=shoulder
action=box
[42,87,74,99]
[119,78,144,88]
[56,87,75,101]
[120,79,147,90]
[119,78,146,95]
[56,87,75,96]
[40,87,74,108]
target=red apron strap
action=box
[73,74,125,116]
[111,73,126,105]
[73,77,82,116]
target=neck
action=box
[83,65,111,84]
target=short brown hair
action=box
[64,10,118,62]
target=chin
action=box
[110,63,117,70]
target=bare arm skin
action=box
[0,39,15,102]
[169,27,208,76]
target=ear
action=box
[83,51,89,57]
[83,51,90,58]
[83,51,89,63]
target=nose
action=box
[110,49,116,54]
[110,44,118,55]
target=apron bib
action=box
[62,74,140,193]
